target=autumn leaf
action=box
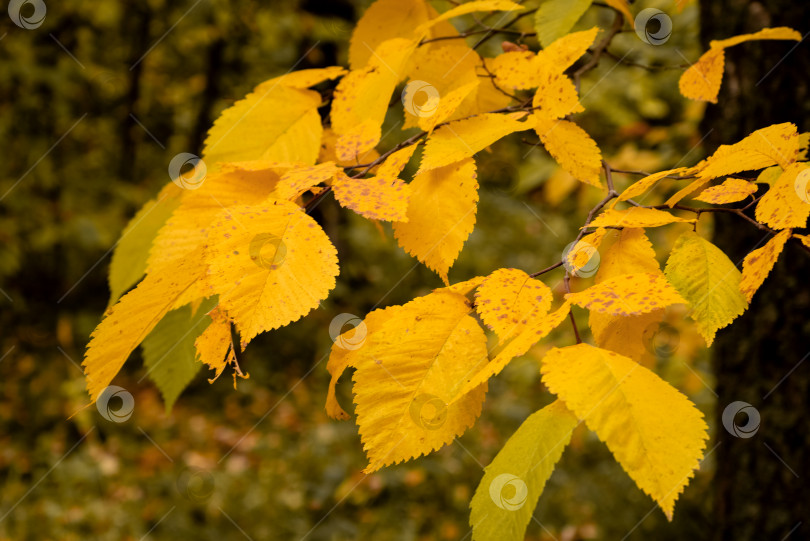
[694,177,757,204]
[566,272,685,316]
[203,84,323,166]
[203,199,339,346]
[332,171,412,222]
[534,114,603,187]
[587,207,694,229]
[739,229,791,302]
[419,113,530,172]
[260,66,347,90]
[474,268,553,342]
[393,158,479,283]
[416,0,524,37]
[470,400,578,541]
[755,163,810,229]
[679,27,800,103]
[349,290,490,472]
[272,162,341,201]
[195,306,236,381]
[451,302,572,403]
[614,167,690,204]
[83,250,207,402]
[664,231,748,345]
[541,344,709,519]
[534,0,592,47]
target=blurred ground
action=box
[0,1,718,539]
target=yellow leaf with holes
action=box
[349,0,456,69]
[147,162,286,270]
[419,113,529,172]
[393,159,478,283]
[332,38,417,161]
[83,250,206,402]
[615,168,690,204]
[474,268,553,342]
[755,163,810,229]
[588,207,694,229]
[416,0,524,36]
[567,273,685,316]
[603,0,633,23]
[534,114,602,187]
[204,199,339,346]
[332,172,412,222]
[195,306,235,380]
[694,177,757,204]
[260,67,346,90]
[348,290,490,472]
[203,84,322,166]
[272,162,341,201]
[740,229,791,302]
[679,48,725,103]
[664,231,748,346]
[540,344,708,519]
[589,229,664,365]
[451,302,572,404]
[710,26,801,49]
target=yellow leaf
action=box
[534,114,602,187]
[540,344,708,519]
[680,28,800,103]
[679,48,725,104]
[440,275,486,296]
[319,128,380,167]
[147,161,286,270]
[332,38,417,161]
[203,84,322,166]
[376,145,418,178]
[542,27,600,71]
[326,304,405,420]
[350,290,489,471]
[419,112,529,172]
[589,228,665,365]
[332,172,412,222]
[203,199,339,345]
[474,268,553,342]
[615,167,689,204]
[272,162,341,201]
[83,250,206,402]
[416,0,524,36]
[794,233,810,250]
[587,207,694,229]
[417,80,479,133]
[664,231,748,346]
[451,301,572,404]
[533,72,583,118]
[567,272,685,316]
[259,66,346,89]
[348,0,455,69]
[739,229,791,302]
[755,163,810,229]
[694,177,757,204]
[709,26,801,50]
[393,158,478,283]
[565,227,607,276]
[603,0,633,23]
[194,306,235,381]
[490,50,542,90]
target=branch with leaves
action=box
[90,1,809,539]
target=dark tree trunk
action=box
[699,2,810,540]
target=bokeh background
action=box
[0,0,724,539]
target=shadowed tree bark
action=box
[699,2,810,540]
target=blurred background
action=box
[0,0,727,539]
